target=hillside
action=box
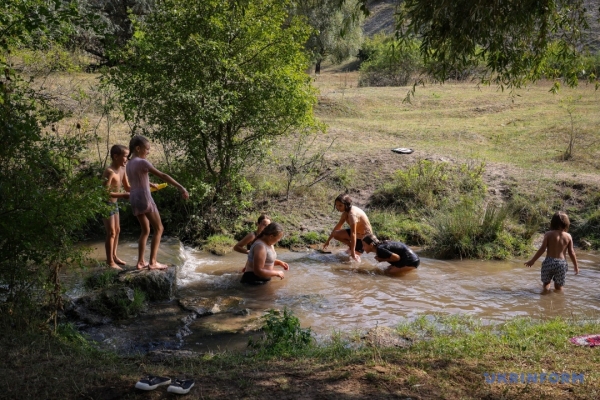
[363,0,600,53]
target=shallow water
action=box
[180,246,600,330]
[75,239,600,353]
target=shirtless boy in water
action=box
[323,193,373,262]
[102,145,131,270]
[524,211,579,291]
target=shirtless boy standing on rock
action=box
[323,193,373,262]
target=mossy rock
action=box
[118,267,177,301]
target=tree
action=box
[396,0,599,93]
[292,0,364,74]
[108,0,318,202]
[1,0,105,329]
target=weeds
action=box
[249,308,313,355]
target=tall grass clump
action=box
[372,160,486,212]
[429,200,532,259]
[202,234,237,256]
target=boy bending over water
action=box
[524,211,579,291]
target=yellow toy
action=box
[150,183,168,192]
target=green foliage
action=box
[396,0,598,94]
[202,234,237,256]
[300,231,328,244]
[358,34,422,86]
[249,308,313,355]
[109,0,317,195]
[369,211,433,246]
[11,45,87,74]
[372,160,486,212]
[428,200,532,259]
[0,72,106,328]
[84,270,120,290]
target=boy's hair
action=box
[550,211,570,231]
[362,233,381,247]
[110,144,128,160]
[257,214,270,224]
[335,193,352,212]
[257,222,284,239]
[128,135,150,159]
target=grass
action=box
[2,315,600,399]
[202,234,238,255]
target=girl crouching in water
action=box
[362,234,420,275]
[126,135,189,270]
[241,222,289,284]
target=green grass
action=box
[2,315,600,399]
[202,234,237,255]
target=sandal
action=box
[135,375,171,391]
[167,379,195,394]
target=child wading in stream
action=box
[524,211,579,291]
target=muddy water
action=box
[75,239,600,353]
[182,246,600,330]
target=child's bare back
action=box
[524,211,578,291]
[543,230,572,259]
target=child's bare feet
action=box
[108,263,124,271]
[114,257,127,265]
[136,262,147,270]
[148,262,168,270]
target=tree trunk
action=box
[315,60,321,75]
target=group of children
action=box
[103,135,188,271]
[105,137,579,292]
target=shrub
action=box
[249,308,313,355]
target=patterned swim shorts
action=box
[541,257,568,287]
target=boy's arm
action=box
[122,171,131,192]
[324,212,347,248]
[374,247,400,263]
[524,234,548,267]
[567,234,579,274]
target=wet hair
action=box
[257,222,284,239]
[128,135,150,159]
[110,144,128,160]
[257,214,270,224]
[334,193,352,212]
[550,211,570,231]
[362,233,381,247]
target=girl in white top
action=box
[241,222,289,285]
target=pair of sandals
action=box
[135,375,195,394]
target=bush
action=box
[372,160,486,212]
[249,308,313,355]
